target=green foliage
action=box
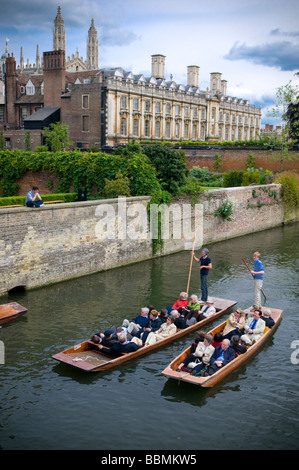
[25,131,31,152]
[214,200,233,221]
[223,171,244,187]
[275,171,299,214]
[213,152,222,172]
[241,169,260,186]
[189,166,210,182]
[177,177,204,196]
[43,122,73,152]
[246,151,256,169]
[142,143,188,195]
[0,131,6,150]
[0,149,162,198]
[103,171,131,198]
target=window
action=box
[133,98,139,111]
[121,96,127,109]
[212,108,215,119]
[238,129,242,140]
[225,127,229,140]
[184,123,188,139]
[193,124,197,140]
[176,105,180,116]
[145,100,150,112]
[155,121,160,137]
[156,102,161,113]
[232,114,235,123]
[133,120,138,136]
[145,120,150,136]
[193,108,197,118]
[166,103,171,114]
[121,118,126,135]
[185,106,189,117]
[226,113,229,122]
[219,127,222,140]
[166,121,170,138]
[82,95,89,109]
[231,128,235,141]
[201,109,205,120]
[219,111,223,121]
[21,107,28,122]
[82,115,89,132]
[0,109,3,122]
[175,122,179,138]
[200,125,205,139]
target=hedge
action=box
[0,193,77,206]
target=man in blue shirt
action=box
[192,247,212,302]
[250,251,264,309]
[25,186,44,207]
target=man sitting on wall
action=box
[25,186,44,207]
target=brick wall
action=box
[185,148,299,172]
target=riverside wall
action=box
[0,184,297,295]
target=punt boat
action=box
[161,306,282,387]
[52,296,236,372]
[0,302,27,325]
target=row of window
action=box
[119,118,257,141]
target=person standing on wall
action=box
[250,251,264,309]
[192,248,212,302]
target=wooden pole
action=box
[241,257,267,301]
[186,210,200,295]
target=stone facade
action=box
[0,184,295,296]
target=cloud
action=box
[224,40,299,72]
[270,28,299,38]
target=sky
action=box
[1,0,299,126]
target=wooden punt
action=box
[52,296,237,372]
[0,302,28,325]
[161,306,283,387]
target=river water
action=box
[0,222,298,451]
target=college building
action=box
[0,6,262,150]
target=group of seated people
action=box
[177,306,275,377]
[90,292,217,357]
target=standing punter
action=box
[192,248,212,302]
[250,251,264,309]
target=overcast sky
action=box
[1,0,299,126]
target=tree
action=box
[267,79,299,171]
[24,131,31,151]
[0,131,5,150]
[43,122,73,152]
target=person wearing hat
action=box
[200,298,216,318]
[192,248,212,302]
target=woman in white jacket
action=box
[177,334,214,371]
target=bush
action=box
[223,171,244,187]
[275,171,299,214]
[214,200,233,221]
[103,171,131,198]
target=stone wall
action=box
[0,185,297,295]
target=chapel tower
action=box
[86,19,99,70]
[53,6,66,52]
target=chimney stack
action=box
[187,65,200,88]
[151,54,166,80]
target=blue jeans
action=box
[26,199,44,207]
[200,274,208,301]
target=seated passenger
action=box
[200,298,216,318]
[204,339,235,376]
[180,294,202,316]
[91,326,120,347]
[261,308,275,328]
[185,309,201,326]
[240,309,266,345]
[230,335,247,355]
[159,308,168,324]
[170,310,187,329]
[190,330,207,353]
[171,292,189,312]
[134,309,162,344]
[177,334,214,373]
[98,331,142,356]
[132,316,177,346]
[222,308,246,340]
[121,307,149,338]
[212,332,223,347]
